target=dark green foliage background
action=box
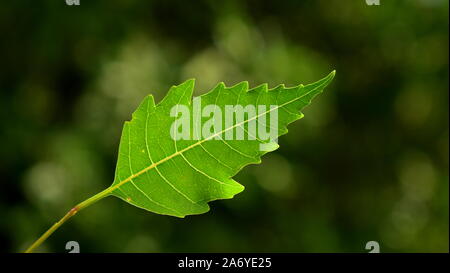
[0,0,448,252]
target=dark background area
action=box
[0,0,448,252]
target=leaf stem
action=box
[24,187,112,253]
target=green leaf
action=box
[109,71,335,217]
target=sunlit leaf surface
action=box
[110,72,335,217]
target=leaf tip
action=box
[328,70,336,80]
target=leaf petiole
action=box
[24,187,112,253]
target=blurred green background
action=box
[0,0,448,253]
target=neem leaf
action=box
[24,72,336,253]
[109,71,335,217]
